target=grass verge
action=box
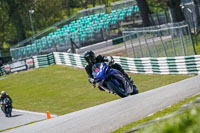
[135,105,200,133]
[0,65,193,115]
[112,93,200,133]
[0,119,45,132]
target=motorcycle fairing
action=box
[92,63,132,93]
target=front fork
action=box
[98,79,116,94]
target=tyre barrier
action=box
[33,53,55,68]
[53,52,200,75]
[1,52,200,76]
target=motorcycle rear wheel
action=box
[106,80,128,98]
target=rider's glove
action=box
[107,56,114,66]
[88,77,94,84]
[88,77,96,87]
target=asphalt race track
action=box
[0,109,48,131]
[3,76,200,133]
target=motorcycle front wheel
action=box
[6,107,12,117]
[106,80,128,98]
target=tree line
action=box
[0,0,184,51]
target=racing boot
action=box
[114,64,133,85]
[131,84,139,95]
[122,73,138,95]
[123,73,134,85]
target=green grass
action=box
[126,35,195,58]
[0,119,45,132]
[194,34,200,54]
[196,44,200,54]
[134,96,200,133]
[0,65,193,115]
[112,94,200,133]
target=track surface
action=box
[0,109,47,131]
[4,76,200,133]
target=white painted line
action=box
[191,93,200,97]
[167,105,172,108]
[147,113,154,117]
[13,109,57,117]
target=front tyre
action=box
[130,85,139,95]
[8,107,12,117]
[106,80,128,98]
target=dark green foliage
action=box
[0,0,108,48]
[0,0,185,53]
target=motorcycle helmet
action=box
[1,91,6,96]
[84,51,96,64]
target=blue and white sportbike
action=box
[92,60,138,98]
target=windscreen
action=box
[92,63,102,73]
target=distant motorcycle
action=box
[1,97,12,117]
[92,61,138,98]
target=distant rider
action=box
[84,51,134,90]
[0,91,12,114]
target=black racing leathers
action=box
[0,95,12,104]
[0,95,12,113]
[85,55,106,78]
[85,55,130,81]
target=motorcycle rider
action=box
[84,50,135,90]
[0,91,12,115]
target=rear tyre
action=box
[8,107,12,117]
[106,80,128,98]
[8,113,11,117]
